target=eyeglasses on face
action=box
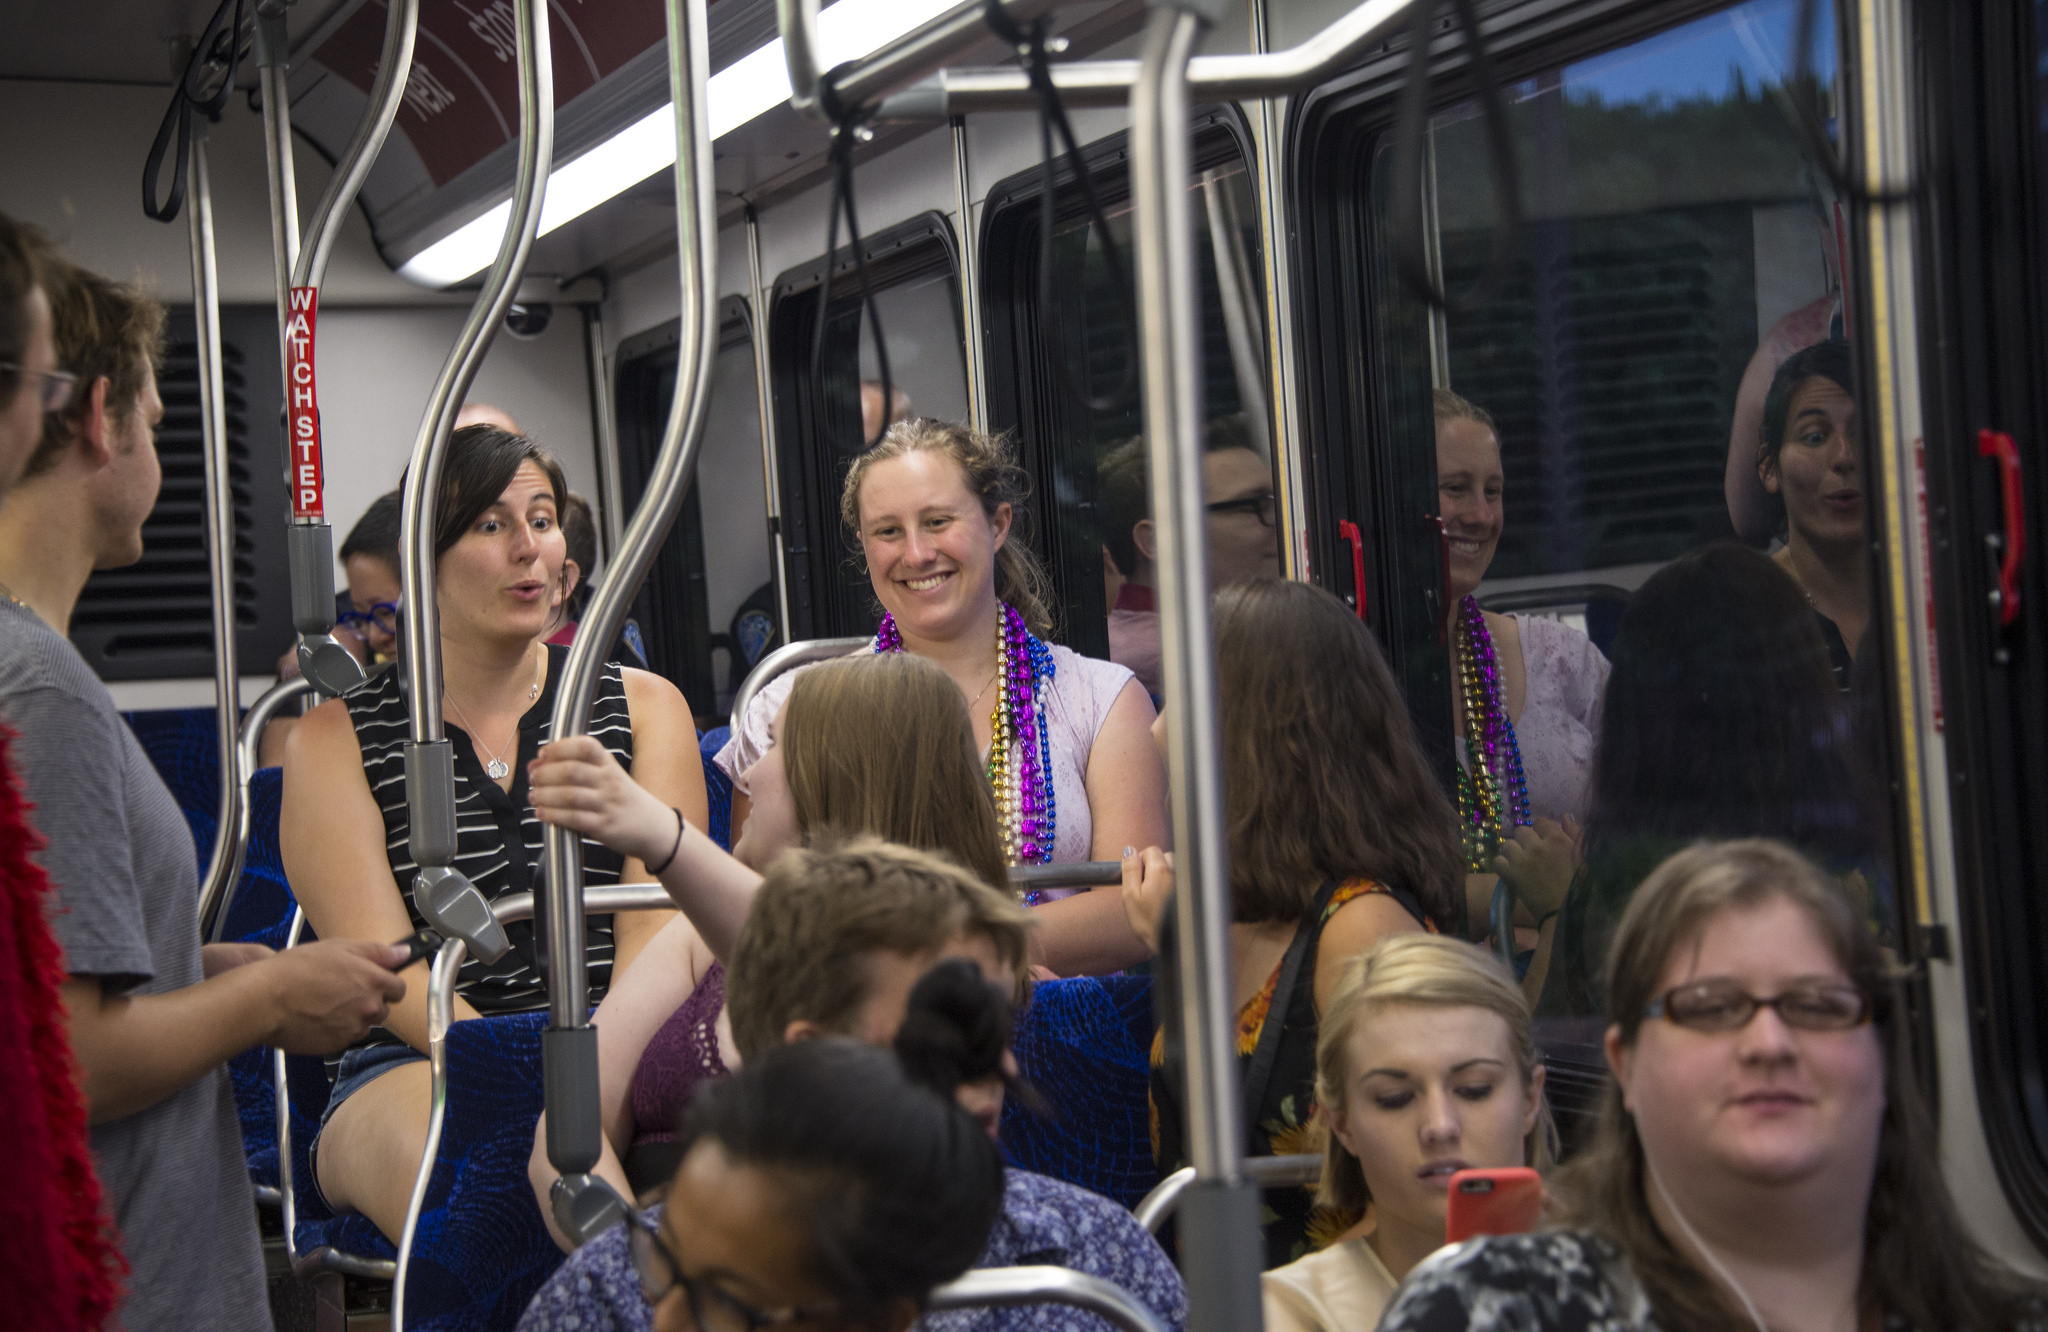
[336,600,401,634]
[1205,492,1277,528]
[1643,979,1871,1033]
[1,362,79,413]
[628,1209,844,1332]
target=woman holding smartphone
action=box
[1261,934,1552,1332]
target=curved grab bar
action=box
[776,0,1064,121]
[391,931,465,1332]
[293,0,418,295]
[209,674,317,942]
[1132,1154,1321,1233]
[399,0,554,746]
[871,0,1415,117]
[928,1267,1169,1332]
[725,636,870,738]
[396,0,552,965]
[1010,860,1121,892]
[537,0,719,1245]
[190,125,248,946]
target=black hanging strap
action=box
[1240,877,1343,1125]
[143,0,253,223]
[808,110,897,452]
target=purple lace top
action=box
[628,962,729,1150]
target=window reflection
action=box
[1040,161,1274,693]
[1368,0,1895,1141]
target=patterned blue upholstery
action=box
[218,768,573,1330]
[122,706,223,876]
[1001,974,1159,1209]
[699,726,732,851]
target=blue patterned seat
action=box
[699,725,732,850]
[218,769,574,1330]
[122,705,222,875]
[1001,973,1159,1209]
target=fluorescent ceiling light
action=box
[399,0,961,288]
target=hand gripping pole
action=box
[541,0,721,1247]
[398,0,549,965]
[277,0,419,698]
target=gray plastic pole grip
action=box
[412,864,510,964]
[287,521,339,634]
[544,1024,606,1175]
[405,740,458,866]
[1176,1179,1266,1332]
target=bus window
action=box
[1349,0,1897,1140]
[986,128,1275,678]
[769,214,967,641]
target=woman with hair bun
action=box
[1262,934,1552,1332]
[714,420,1169,976]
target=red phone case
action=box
[1443,1167,1543,1244]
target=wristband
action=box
[648,807,686,874]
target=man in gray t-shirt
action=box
[0,255,408,1331]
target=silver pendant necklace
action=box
[445,648,543,781]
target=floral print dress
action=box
[1150,879,1433,1267]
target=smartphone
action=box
[1444,1167,1543,1244]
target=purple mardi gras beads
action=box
[1458,595,1532,828]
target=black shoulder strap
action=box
[1242,878,1345,1125]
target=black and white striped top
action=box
[343,644,635,1044]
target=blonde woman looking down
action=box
[1261,934,1552,1332]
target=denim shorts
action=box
[308,1043,428,1213]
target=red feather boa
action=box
[0,727,125,1327]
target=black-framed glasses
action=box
[627,1209,844,1332]
[1,363,79,413]
[336,600,401,635]
[1205,492,1277,528]
[1644,979,1870,1033]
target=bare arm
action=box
[281,698,481,1051]
[1311,892,1426,1016]
[531,735,760,962]
[63,940,406,1124]
[611,668,705,976]
[529,913,714,1250]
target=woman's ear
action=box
[1323,1097,1361,1162]
[989,501,1012,553]
[1757,451,1782,496]
[559,558,581,609]
[1522,1064,1548,1139]
[1603,1024,1634,1111]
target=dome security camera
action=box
[505,302,553,339]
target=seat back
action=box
[219,767,304,1195]
[122,706,223,875]
[1000,974,1158,1208]
[699,726,732,850]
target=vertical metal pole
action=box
[746,207,793,642]
[1132,5,1264,1331]
[397,0,550,957]
[255,9,300,371]
[584,303,624,562]
[1200,171,1270,457]
[1247,0,1307,578]
[952,116,989,433]
[1422,129,1450,390]
[540,0,720,1248]
[190,123,247,940]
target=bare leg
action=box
[314,1060,434,1243]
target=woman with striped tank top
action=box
[281,425,706,1245]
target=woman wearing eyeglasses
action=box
[1433,389,1610,953]
[1379,838,2044,1331]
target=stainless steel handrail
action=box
[281,0,419,700]
[725,636,870,739]
[537,0,718,1250]
[190,123,247,945]
[396,0,551,964]
[209,674,317,943]
[775,0,1063,121]
[292,0,418,295]
[743,210,792,645]
[1132,1154,1321,1232]
[872,0,1415,116]
[399,0,552,747]
[390,882,673,1326]
[1010,860,1121,892]
[254,7,299,373]
[928,1267,1169,1332]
